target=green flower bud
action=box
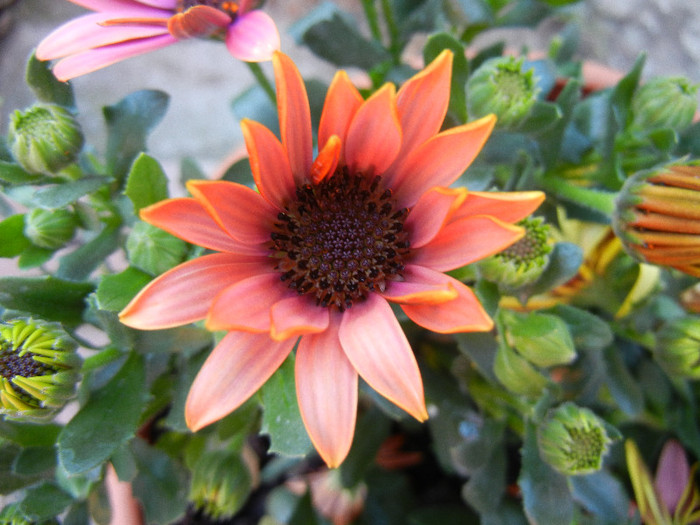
[537,402,612,475]
[654,316,700,379]
[189,450,252,520]
[467,56,540,128]
[24,208,77,249]
[478,217,552,291]
[0,319,82,422]
[613,161,700,278]
[7,104,84,174]
[631,77,698,131]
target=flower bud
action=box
[478,217,552,291]
[537,402,613,475]
[7,103,84,174]
[654,316,700,380]
[681,283,700,314]
[24,208,77,250]
[467,56,539,128]
[189,450,252,520]
[613,162,700,278]
[631,77,698,131]
[0,319,82,422]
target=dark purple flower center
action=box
[176,0,239,18]
[0,346,47,380]
[271,168,411,311]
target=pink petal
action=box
[338,294,427,421]
[318,70,363,164]
[273,52,313,184]
[451,191,545,224]
[241,119,296,207]
[119,253,269,329]
[401,275,493,333]
[206,272,287,332]
[410,215,524,272]
[185,331,295,431]
[140,198,266,255]
[345,84,402,176]
[187,180,278,245]
[296,317,358,467]
[405,187,467,248]
[380,265,457,305]
[225,10,280,62]
[50,33,177,81]
[654,440,690,513]
[391,115,496,208]
[67,0,173,14]
[270,295,330,341]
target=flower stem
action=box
[246,62,276,104]
[379,0,401,63]
[361,0,383,43]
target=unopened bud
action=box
[24,208,77,250]
[654,316,700,380]
[189,450,252,520]
[631,77,698,131]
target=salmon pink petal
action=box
[273,52,312,184]
[168,5,231,39]
[296,317,358,467]
[270,295,330,341]
[402,276,493,333]
[380,265,457,305]
[451,191,545,223]
[345,84,402,176]
[405,187,467,248]
[225,10,280,62]
[318,70,363,163]
[391,115,496,207]
[207,272,287,332]
[140,198,266,255]
[187,180,278,244]
[241,119,296,207]
[50,33,177,81]
[395,49,452,159]
[119,253,268,329]
[411,215,524,272]
[310,135,341,184]
[66,0,171,15]
[338,294,427,421]
[186,331,295,431]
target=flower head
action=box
[119,50,544,467]
[36,0,281,81]
[654,316,700,380]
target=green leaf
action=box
[13,446,57,476]
[126,222,188,276]
[57,225,121,281]
[58,352,147,475]
[218,157,255,186]
[340,407,391,488]
[0,420,61,447]
[545,304,613,352]
[0,160,43,185]
[493,342,549,397]
[569,470,631,523]
[603,344,644,416]
[25,52,75,108]
[0,276,94,325]
[18,244,54,269]
[32,176,110,209]
[0,444,44,494]
[95,266,153,312]
[19,481,74,522]
[103,90,169,179]
[124,153,169,213]
[261,352,312,457]
[502,310,577,367]
[0,214,31,257]
[232,85,279,136]
[423,33,469,123]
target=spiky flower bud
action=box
[631,77,698,131]
[189,450,252,520]
[654,316,700,380]
[0,319,82,421]
[467,56,540,129]
[24,208,77,250]
[537,402,613,475]
[613,162,700,278]
[478,216,552,291]
[7,103,84,174]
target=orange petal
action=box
[270,295,330,341]
[185,331,295,431]
[411,215,524,272]
[310,135,341,184]
[451,190,545,224]
[380,265,457,305]
[401,276,493,333]
[345,84,402,176]
[296,317,358,468]
[338,294,427,421]
[207,272,288,332]
[119,253,269,330]
[391,115,496,208]
[318,70,364,163]
[187,180,278,245]
[242,118,296,207]
[405,187,467,248]
[167,5,230,39]
[273,51,313,184]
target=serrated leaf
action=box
[13,446,57,476]
[25,52,75,108]
[19,481,74,522]
[0,214,30,257]
[126,221,187,276]
[124,153,169,212]
[57,225,121,281]
[32,176,110,209]
[0,420,61,447]
[0,160,44,185]
[95,266,153,312]
[58,352,146,475]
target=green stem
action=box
[361,0,383,42]
[379,0,401,63]
[540,175,617,217]
[246,62,276,104]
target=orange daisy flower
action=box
[119,50,544,467]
